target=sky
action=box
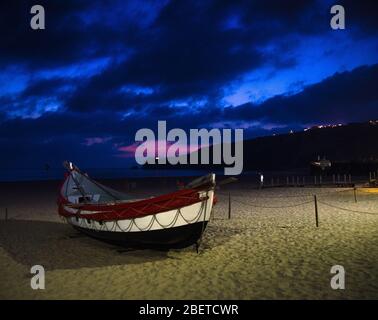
[0,0,377,169]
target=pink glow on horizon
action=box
[116,140,208,159]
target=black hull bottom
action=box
[72,221,208,249]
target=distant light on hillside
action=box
[303,123,346,132]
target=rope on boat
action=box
[130,214,156,232]
[178,202,206,224]
[111,192,206,221]
[60,189,207,223]
[72,198,208,233]
[154,210,181,229]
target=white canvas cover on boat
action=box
[61,170,133,204]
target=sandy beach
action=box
[0,178,377,299]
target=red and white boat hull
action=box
[57,163,216,249]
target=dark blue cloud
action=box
[222,64,378,126]
[0,0,377,170]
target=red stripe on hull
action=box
[58,188,207,221]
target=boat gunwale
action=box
[57,165,215,221]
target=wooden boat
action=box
[58,161,216,249]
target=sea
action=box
[0,167,220,182]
